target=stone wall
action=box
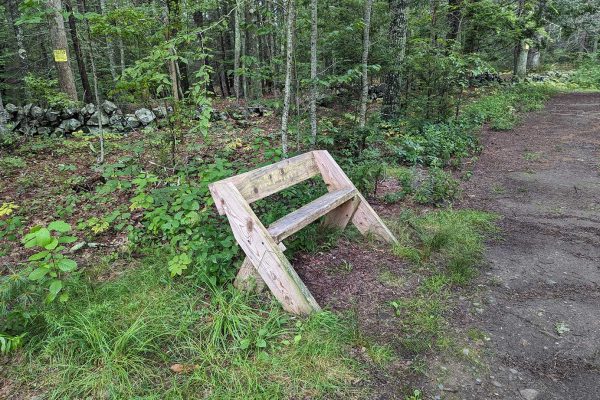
[3,101,169,136]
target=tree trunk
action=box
[382,0,408,120]
[0,90,7,133]
[64,0,93,103]
[280,0,295,156]
[359,0,373,129]
[528,47,541,71]
[516,41,529,77]
[234,0,242,102]
[513,0,525,75]
[6,0,28,71]
[309,0,318,145]
[119,37,126,73]
[447,0,461,41]
[46,0,78,101]
[99,0,117,80]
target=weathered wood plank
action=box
[313,150,361,229]
[209,152,320,214]
[268,187,357,242]
[234,242,286,293]
[352,192,398,244]
[214,182,321,314]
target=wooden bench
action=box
[209,150,397,315]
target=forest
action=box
[1,0,600,398]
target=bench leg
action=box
[352,193,398,244]
[216,182,321,315]
[234,242,286,293]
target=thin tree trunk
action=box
[234,0,242,102]
[280,0,295,156]
[447,0,461,41]
[309,0,318,145]
[6,0,28,75]
[64,0,93,103]
[119,37,125,73]
[46,0,78,101]
[0,90,7,133]
[359,0,373,128]
[382,0,408,120]
[99,0,117,80]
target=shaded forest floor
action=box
[295,92,600,399]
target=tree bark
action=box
[64,0,93,103]
[99,0,118,80]
[382,0,408,120]
[516,40,529,77]
[309,0,318,144]
[0,90,7,133]
[447,0,461,41]
[234,0,242,102]
[359,0,373,129]
[280,0,295,156]
[46,0,78,101]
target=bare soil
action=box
[296,92,600,399]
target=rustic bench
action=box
[209,150,397,315]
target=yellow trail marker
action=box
[53,49,68,62]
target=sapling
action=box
[23,221,78,303]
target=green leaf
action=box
[59,292,70,302]
[57,258,77,272]
[29,267,50,281]
[28,250,50,261]
[49,279,63,295]
[49,221,71,233]
[44,237,59,250]
[58,236,77,244]
[256,338,267,348]
[35,228,52,247]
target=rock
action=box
[152,105,167,118]
[37,127,51,135]
[45,110,60,123]
[30,106,44,118]
[53,127,65,136]
[62,108,77,119]
[5,103,18,115]
[109,114,125,130]
[87,111,109,126]
[23,103,33,116]
[134,108,156,125]
[124,114,141,129]
[519,388,540,400]
[491,380,503,388]
[83,103,96,116]
[101,100,118,115]
[59,118,82,133]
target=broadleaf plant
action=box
[22,221,78,303]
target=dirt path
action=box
[457,92,600,399]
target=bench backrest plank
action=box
[210,152,320,215]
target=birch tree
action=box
[234,0,243,102]
[280,0,295,156]
[359,0,373,128]
[309,0,318,145]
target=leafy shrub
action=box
[0,332,26,354]
[568,62,600,89]
[414,168,460,206]
[129,159,238,285]
[0,156,27,174]
[24,74,78,109]
[23,221,79,303]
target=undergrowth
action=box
[390,210,499,354]
[11,260,360,399]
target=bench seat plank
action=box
[267,187,357,242]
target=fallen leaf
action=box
[170,363,198,373]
